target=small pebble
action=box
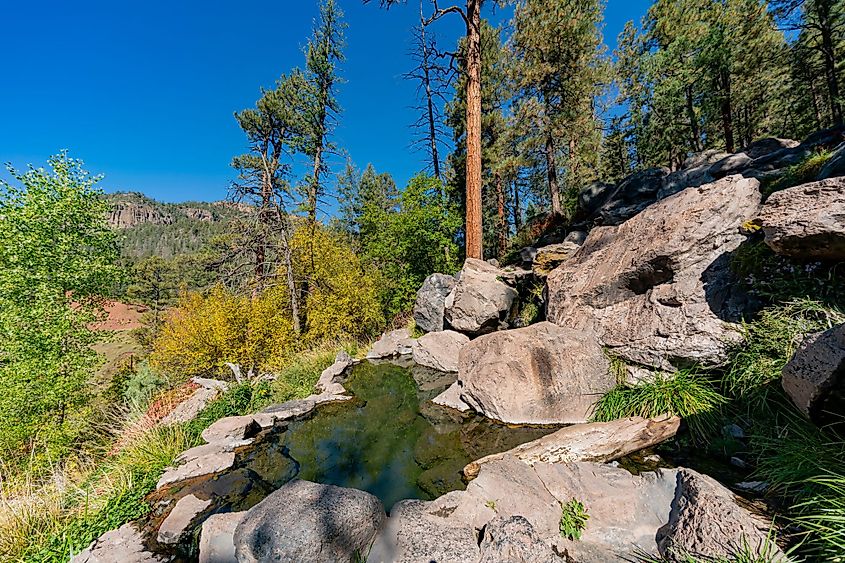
[730,456,748,469]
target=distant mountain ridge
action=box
[106,192,249,259]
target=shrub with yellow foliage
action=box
[150,226,384,378]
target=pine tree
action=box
[229,71,308,329]
[303,0,346,227]
[510,0,608,218]
[367,0,496,259]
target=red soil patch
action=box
[90,300,148,331]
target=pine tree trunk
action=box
[545,133,562,216]
[464,0,483,260]
[495,171,506,258]
[281,223,301,333]
[719,69,734,153]
[809,73,823,129]
[309,145,323,226]
[818,1,842,125]
[512,181,521,233]
[420,15,441,180]
[686,85,701,151]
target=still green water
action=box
[256,361,557,510]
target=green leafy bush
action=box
[559,498,589,541]
[0,153,120,468]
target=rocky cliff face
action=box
[106,193,229,229]
[108,201,175,229]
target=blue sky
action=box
[1,0,650,205]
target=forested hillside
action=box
[106,192,247,258]
[2,0,845,561]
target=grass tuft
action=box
[591,368,727,439]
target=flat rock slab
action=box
[157,449,237,490]
[411,330,469,372]
[234,479,385,563]
[756,177,845,261]
[463,415,681,479]
[199,511,246,563]
[72,523,166,563]
[158,493,213,544]
[457,321,613,424]
[161,386,220,425]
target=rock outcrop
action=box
[367,457,781,563]
[413,273,457,333]
[462,415,681,479]
[233,480,385,563]
[657,469,780,561]
[411,330,469,372]
[548,175,761,370]
[782,323,845,424]
[367,328,415,359]
[756,177,845,262]
[108,201,174,229]
[456,321,613,424]
[531,231,587,277]
[444,258,520,335]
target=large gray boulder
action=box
[413,273,457,333]
[411,329,469,372]
[367,497,480,563]
[657,469,780,561]
[782,323,845,424]
[234,480,385,563]
[818,141,845,179]
[548,175,761,370]
[755,177,845,261]
[741,137,799,160]
[456,322,613,424]
[369,457,781,563]
[444,259,519,335]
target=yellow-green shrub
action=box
[293,226,384,342]
[150,226,384,377]
[150,285,297,377]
